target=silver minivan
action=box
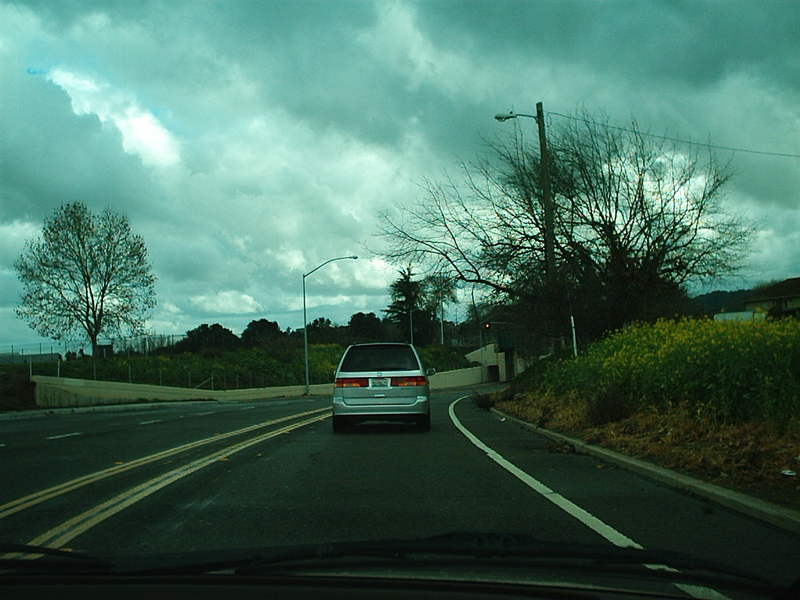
[332,343,433,432]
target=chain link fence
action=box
[2,333,474,391]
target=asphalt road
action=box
[1,386,798,589]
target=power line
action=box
[548,111,800,159]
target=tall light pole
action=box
[495,102,555,287]
[302,255,358,394]
[496,104,574,358]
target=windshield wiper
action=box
[237,532,771,581]
[108,532,778,591]
[239,532,791,598]
[0,544,113,573]
[4,535,787,598]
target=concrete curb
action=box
[492,407,800,536]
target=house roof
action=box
[746,277,800,303]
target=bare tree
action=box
[378,111,753,346]
[15,202,157,354]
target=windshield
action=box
[1,1,799,598]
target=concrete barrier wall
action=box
[32,375,333,408]
[33,366,487,408]
[428,366,484,389]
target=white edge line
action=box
[447,398,639,548]
[448,397,731,600]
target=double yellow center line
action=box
[1,407,330,554]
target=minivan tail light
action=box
[390,376,427,387]
[335,377,369,387]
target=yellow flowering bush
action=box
[542,317,800,430]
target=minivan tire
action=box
[417,413,431,432]
[332,415,347,433]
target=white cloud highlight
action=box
[47,68,181,167]
[189,291,264,315]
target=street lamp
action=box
[495,102,555,286]
[302,255,358,394]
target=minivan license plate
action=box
[371,377,389,388]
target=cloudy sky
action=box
[1,0,798,353]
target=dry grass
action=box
[496,390,800,511]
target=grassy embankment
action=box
[496,317,800,510]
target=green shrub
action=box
[417,345,473,373]
[534,317,800,430]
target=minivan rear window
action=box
[340,345,420,372]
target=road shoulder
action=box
[492,406,800,536]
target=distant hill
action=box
[689,289,751,317]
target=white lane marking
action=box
[196,411,216,416]
[448,397,731,600]
[139,419,163,425]
[674,584,735,600]
[46,432,82,440]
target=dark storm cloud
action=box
[0,69,150,220]
[1,0,797,350]
[415,1,799,89]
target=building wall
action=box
[465,343,511,382]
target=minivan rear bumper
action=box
[332,395,430,417]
